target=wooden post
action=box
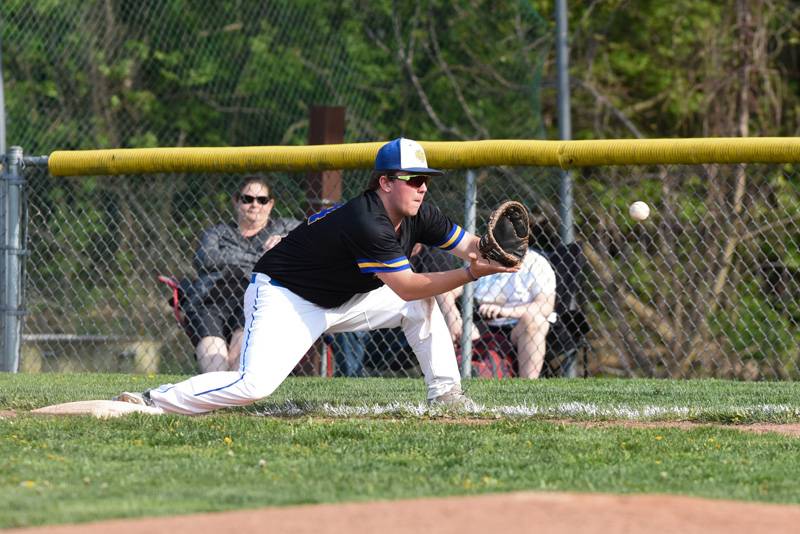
[301,106,345,376]
[306,106,345,214]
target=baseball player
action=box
[115,137,518,414]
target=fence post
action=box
[555,0,575,244]
[460,169,478,379]
[306,106,345,215]
[1,145,24,372]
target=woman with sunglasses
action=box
[182,176,298,372]
[116,138,517,414]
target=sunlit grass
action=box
[2,374,800,528]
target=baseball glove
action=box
[478,201,530,267]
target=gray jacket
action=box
[184,217,299,307]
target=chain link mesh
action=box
[16,164,800,379]
[4,2,799,378]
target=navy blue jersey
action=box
[254,190,465,308]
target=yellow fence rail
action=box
[47,137,800,177]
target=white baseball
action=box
[629,201,650,221]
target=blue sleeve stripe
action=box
[436,225,465,250]
[357,256,411,273]
[357,255,408,267]
[359,263,412,273]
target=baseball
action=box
[629,201,650,221]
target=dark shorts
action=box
[183,299,244,347]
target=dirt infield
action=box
[7,491,800,534]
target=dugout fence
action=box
[3,138,800,379]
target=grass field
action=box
[2,374,800,528]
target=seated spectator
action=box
[440,247,557,378]
[183,176,298,372]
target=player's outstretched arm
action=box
[377,252,517,302]
[448,232,482,263]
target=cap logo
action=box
[374,137,442,176]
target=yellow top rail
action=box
[47,137,800,177]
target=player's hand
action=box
[467,252,520,278]
[478,303,505,320]
[263,235,282,251]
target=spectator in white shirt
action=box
[439,248,557,378]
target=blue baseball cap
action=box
[374,137,443,176]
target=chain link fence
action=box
[4,2,800,378]
[15,162,800,379]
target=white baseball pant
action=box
[150,273,461,414]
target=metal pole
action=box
[556,0,581,379]
[2,146,23,372]
[320,342,328,377]
[23,156,49,168]
[0,30,6,155]
[556,0,575,244]
[460,169,478,379]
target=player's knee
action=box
[239,374,279,401]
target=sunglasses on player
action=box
[390,174,430,188]
[239,194,271,205]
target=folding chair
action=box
[541,242,591,378]
[157,274,189,326]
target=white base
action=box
[31,400,164,418]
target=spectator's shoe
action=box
[428,385,478,411]
[113,390,155,407]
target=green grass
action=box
[4,374,800,423]
[2,374,800,528]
